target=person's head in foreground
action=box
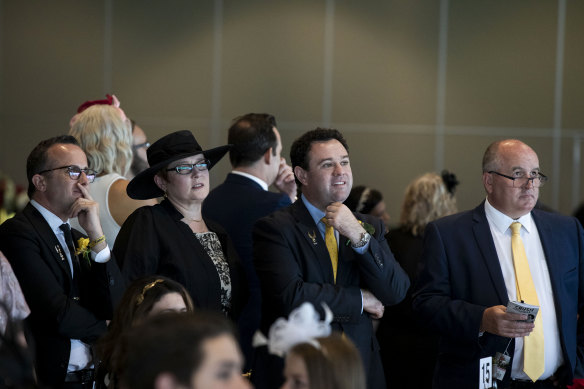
[282,333,366,389]
[98,276,194,376]
[119,312,251,389]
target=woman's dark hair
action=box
[344,186,383,214]
[118,312,236,389]
[96,276,194,375]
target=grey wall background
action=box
[1,0,584,224]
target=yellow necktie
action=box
[321,217,338,283]
[510,221,544,382]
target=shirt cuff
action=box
[91,246,111,263]
[352,240,370,254]
[360,289,364,314]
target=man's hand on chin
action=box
[324,202,365,243]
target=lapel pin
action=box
[55,245,65,261]
[308,230,317,246]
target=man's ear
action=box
[31,174,46,193]
[483,172,493,195]
[294,166,308,186]
[263,147,273,165]
[154,175,167,193]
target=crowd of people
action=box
[0,94,583,389]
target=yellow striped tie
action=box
[321,217,338,283]
[510,221,544,382]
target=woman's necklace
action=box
[185,217,203,222]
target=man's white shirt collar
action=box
[231,171,269,191]
[30,200,69,234]
[484,198,534,235]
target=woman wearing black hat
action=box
[113,130,247,321]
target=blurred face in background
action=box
[190,334,251,389]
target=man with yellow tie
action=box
[413,139,584,389]
[252,128,410,389]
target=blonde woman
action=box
[69,104,157,248]
[377,171,458,389]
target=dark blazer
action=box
[203,173,291,288]
[113,199,247,321]
[253,200,410,389]
[0,203,124,387]
[412,202,584,388]
[203,173,291,369]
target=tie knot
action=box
[321,217,331,229]
[510,221,522,236]
[59,223,71,235]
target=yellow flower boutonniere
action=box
[346,220,376,246]
[75,237,92,267]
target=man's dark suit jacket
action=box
[413,202,584,388]
[0,203,124,387]
[203,173,291,368]
[253,199,410,389]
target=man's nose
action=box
[78,171,89,184]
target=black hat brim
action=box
[127,144,230,200]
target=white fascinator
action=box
[253,302,333,357]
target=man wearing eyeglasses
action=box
[0,135,124,388]
[413,139,584,389]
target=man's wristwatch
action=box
[351,231,371,248]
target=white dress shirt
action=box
[484,199,562,380]
[231,170,269,191]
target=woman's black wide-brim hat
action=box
[127,130,231,200]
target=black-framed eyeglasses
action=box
[166,160,211,175]
[488,171,548,188]
[37,165,97,183]
[132,142,150,150]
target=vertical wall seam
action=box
[435,0,449,171]
[551,0,566,210]
[322,0,335,127]
[104,0,113,94]
[211,0,223,146]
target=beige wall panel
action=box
[344,131,435,226]
[221,0,325,122]
[112,1,214,125]
[446,1,557,127]
[1,1,105,184]
[332,1,440,124]
[562,0,584,129]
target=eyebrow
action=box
[316,155,349,165]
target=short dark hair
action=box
[344,186,383,214]
[290,128,349,187]
[227,113,278,167]
[26,135,79,198]
[118,312,237,389]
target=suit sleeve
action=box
[574,217,584,379]
[412,221,487,342]
[0,223,107,343]
[113,206,161,283]
[354,214,410,306]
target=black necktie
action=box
[59,223,82,281]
